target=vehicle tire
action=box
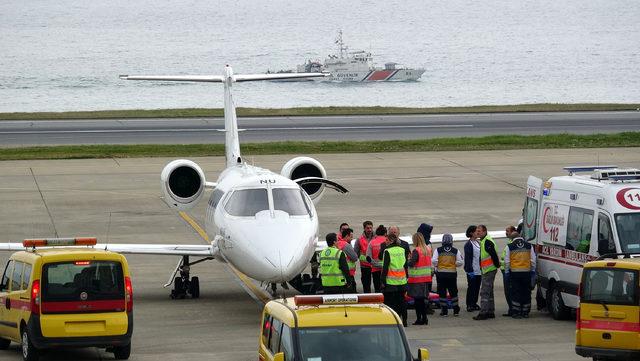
[0,337,10,350]
[21,328,39,361]
[113,343,131,360]
[548,284,571,320]
[189,276,200,299]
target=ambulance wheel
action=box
[548,285,570,320]
[189,277,200,298]
[113,343,131,360]
[21,328,39,361]
[0,337,10,350]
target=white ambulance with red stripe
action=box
[523,166,640,320]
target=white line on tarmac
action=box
[0,124,474,134]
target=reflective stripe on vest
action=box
[358,235,371,268]
[369,236,385,271]
[408,247,432,283]
[384,246,407,285]
[336,240,356,276]
[508,244,532,272]
[480,236,498,274]
[319,247,346,287]
[437,246,458,273]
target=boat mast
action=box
[335,30,347,59]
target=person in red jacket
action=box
[336,227,358,292]
[354,220,374,293]
[366,225,387,292]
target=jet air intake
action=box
[281,157,327,203]
[161,159,206,211]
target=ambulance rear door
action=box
[523,176,543,243]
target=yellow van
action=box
[576,254,639,361]
[258,293,430,361]
[0,238,133,361]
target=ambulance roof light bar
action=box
[563,165,618,175]
[609,174,640,182]
[23,237,98,249]
[294,293,384,306]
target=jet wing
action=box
[0,242,216,257]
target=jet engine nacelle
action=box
[160,159,206,211]
[281,156,327,203]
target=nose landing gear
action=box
[166,255,212,299]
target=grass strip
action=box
[1,103,639,120]
[1,132,639,161]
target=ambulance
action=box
[523,166,640,320]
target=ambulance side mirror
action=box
[416,348,430,361]
[273,352,285,361]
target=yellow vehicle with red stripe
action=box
[0,238,133,361]
[259,293,430,361]
[576,253,640,361]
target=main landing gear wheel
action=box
[189,276,200,299]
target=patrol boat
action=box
[279,30,425,82]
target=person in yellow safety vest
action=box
[501,226,517,317]
[504,235,537,318]
[473,225,501,320]
[407,232,432,325]
[353,220,374,293]
[431,233,463,316]
[336,227,358,293]
[319,233,352,295]
[381,233,408,327]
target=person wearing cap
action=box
[336,227,358,293]
[431,233,463,316]
[504,234,537,318]
[381,233,409,327]
[319,233,351,295]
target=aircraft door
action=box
[523,176,543,243]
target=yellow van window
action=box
[280,324,293,361]
[0,260,13,292]
[582,269,637,305]
[22,264,32,290]
[11,261,23,291]
[261,314,272,346]
[269,318,282,354]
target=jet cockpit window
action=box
[273,188,310,216]
[225,189,269,217]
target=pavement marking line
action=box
[178,211,271,304]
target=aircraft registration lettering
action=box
[259,179,276,184]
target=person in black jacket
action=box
[473,225,502,320]
[463,225,481,312]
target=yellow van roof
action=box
[266,297,400,328]
[585,258,640,270]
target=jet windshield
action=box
[615,213,640,252]
[225,189,269,217]
[273,188,310,216]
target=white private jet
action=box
[0,66,347,298]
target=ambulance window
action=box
[225,189,269,217]
[11,261,23,291]
[261,314,272,346]
[280,324,293,361]
[597,213,616,256]
[268,318,282,354]
[566,207,593,253]
[615,213,640,252]
[21,264,32,290]
[523,197,538,241]
[0,260,13,291]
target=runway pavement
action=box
[1,148,639,360]
[0,111,639,145]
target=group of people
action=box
[318,221,537,327]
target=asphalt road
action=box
[2,148,639,360]
[1,111,639,146]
